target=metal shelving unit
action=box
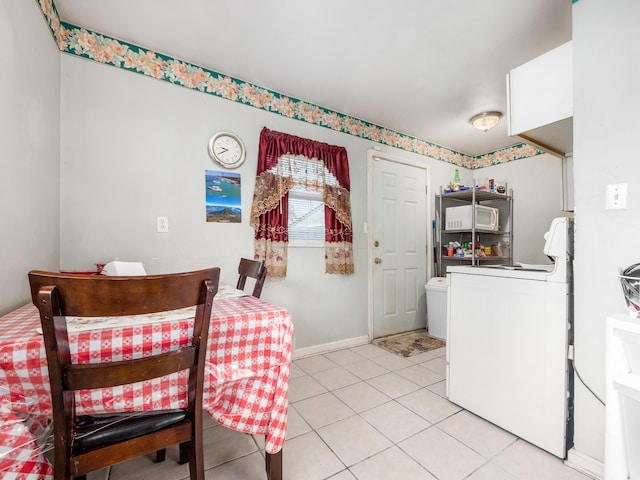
[435,186,513,277]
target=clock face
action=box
[208,132,246,168]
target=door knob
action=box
[374,257,382,264]
[374,240,380,247]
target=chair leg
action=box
[153,448,167,463]
[265,449,282,480]
[185,439,204,480]
[179,442,189,465]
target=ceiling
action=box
[54,0,572,157]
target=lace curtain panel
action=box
[250,127,354,276]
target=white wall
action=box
[58,54,565,353]
[0,0,60,315]
[571,0,640,464]
[0,4,568,354]
[59,55,459,350]
[480,153,567,264]
[1,3,615,465]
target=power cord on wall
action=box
[571,358,605,406]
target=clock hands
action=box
[217,147,229,154]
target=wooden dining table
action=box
[0,284,293,479]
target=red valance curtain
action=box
[250,127,354,277]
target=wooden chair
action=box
[28,268,220,480]
[235,258,282,479]
[236,258,267,298]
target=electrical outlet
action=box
[156,216,169,233]
[605,183,628,210]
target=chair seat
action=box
[75,410,188,450]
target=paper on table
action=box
[100,261,147,276]
[35,284,248,334]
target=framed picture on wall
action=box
[205,170,241,223]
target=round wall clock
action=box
[207,132,246,168]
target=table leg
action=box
[265,449,282,480]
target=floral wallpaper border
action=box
[35,0,544,169]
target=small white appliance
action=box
[605,314,640,480]
[445,204,499,231]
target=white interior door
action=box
[372,156,427,338]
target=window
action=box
[251,127,354,276]
[288,188,324,246]
[279,155,333,247]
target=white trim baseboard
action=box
[565,448,604,479]
[292,335,370,360]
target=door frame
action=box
[366,149,432,340]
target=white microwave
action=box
[445,205,499,231]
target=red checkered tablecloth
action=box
[0,294,293,478]
[0,409,54,479]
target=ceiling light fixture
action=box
[469,111,502,132]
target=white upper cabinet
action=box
[506,41,573,158]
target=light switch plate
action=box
[605,184,628,210]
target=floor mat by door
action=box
[372,329,445,357]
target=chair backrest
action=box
[236,258,267,298]
[28,267,220,478]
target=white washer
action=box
[426,277,448,340]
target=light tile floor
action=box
[90,343,593,480]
